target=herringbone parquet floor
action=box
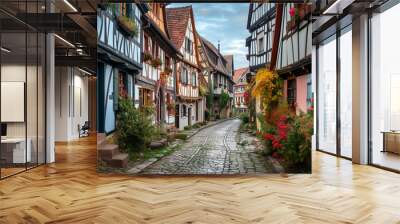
[1,135,400,223]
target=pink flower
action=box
[289,7,296,17]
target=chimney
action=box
[217,40,220,53]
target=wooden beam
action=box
[270,4,283,71]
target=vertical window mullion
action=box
[336,30,341,157]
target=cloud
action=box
[196,21,222,32]
[170,3,250,69]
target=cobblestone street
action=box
[141,119,278,174]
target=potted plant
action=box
[151,58,162,68]
[143,51,153,63]
[117,15,138,37]
[164,67,173,75]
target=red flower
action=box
[279,115,287,122]
[278,131,287,140]
[264,133,274,141]
[289,7,296,17]
[272,152,280,159]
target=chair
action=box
[78,121,90,138]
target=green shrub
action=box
[281,112,312,171]
[175,133,188,140]
[184,125,192,130]
[116,97,155,154]
[153,126,167,141]
[192,123,201,129]
[240,113,250,124]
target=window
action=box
[181,67,190,85]
[339,29,352,158]
[287,79,296,107]
[139,88,153,107]
[144,35,149,52]
[370,5,400,171]
[317,36,337,155]
[185,37,193,54]
[257,34,264,54]
[192,72,197,86]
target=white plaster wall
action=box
[54,67,89,141]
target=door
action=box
[175,104,179,129]
[188,107,192,126]
[195,101,199,121]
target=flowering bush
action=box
[251,68,283,113]
[259,102,312,172]
[244,91,250,105]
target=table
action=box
[1,138,31,164]
[381,131,400,154]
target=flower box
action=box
[143,51,153,63]
[151,58,162,68]
[116,15,138,37]
[287,4,312,32]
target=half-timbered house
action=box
[165,6,203,130]
[140,3,181,128]
[246,3,312,114]
[97,3,148,134]
[233,67,250,113]
[198,37,234,119]
[246,3,276,72]
[276,3,312,114]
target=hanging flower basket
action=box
[164,67,173,75]
[199,85,208,96]
[143,51,153,63]
[151,58,162,68]
[117,15,138,37]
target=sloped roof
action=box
[233,67,249,83]
[223,55,234,76]
[165,6,192,49]
[199,36,229,76]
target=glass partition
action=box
[1,31,28,177]
[370,3,400,171]
[339,28,352,158]
[0,2,46,179]
[317,35,337,154]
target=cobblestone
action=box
[141,119,278,174]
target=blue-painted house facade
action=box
[97,3,149,134]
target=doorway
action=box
[188,107,192,126]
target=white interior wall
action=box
[54,67,89,141]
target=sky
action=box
[169,3,250,70]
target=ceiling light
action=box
[54,34,75,48]
[1,47,11,53]
[78,67,93,76]
[63,0,78,12]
